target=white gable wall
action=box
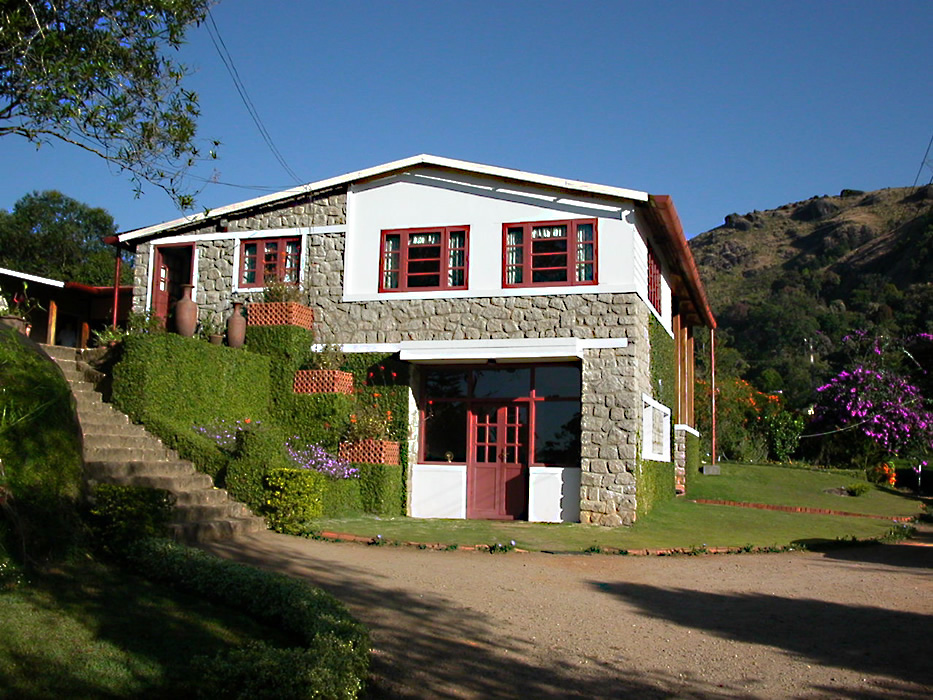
[344,170,671,314]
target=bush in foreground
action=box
[124,538,369,699]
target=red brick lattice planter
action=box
[339,439,400,465]
[293,369,354,395]
[246,302,313,330]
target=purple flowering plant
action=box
[814,333,933,462]
[193,417,262,453]
[286,437,358,479]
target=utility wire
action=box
[205,8,304,185]
[911,129,933,188]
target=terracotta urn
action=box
[227,301,246,348]
[174,284,197,337]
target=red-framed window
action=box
[503,219,597,288]
[239,237,301,288]
[379,226,469,292]
[419,364,581,468]
[647,243,661,312]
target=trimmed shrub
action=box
[86,484,175,552]
[264,469,326,534]
[359,463,403,516]
[684,431,701,482]
[124,538,369,699]
[636,456,676,518]
[0,329,84,565]
[845,482,872,497]
[227,425,290,512]
[112,333,272,429]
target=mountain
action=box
[688,184,933,408]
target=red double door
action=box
[467,403,528,520]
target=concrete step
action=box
[87,472,216,492]
[52,341,266,544]
[83,445,176,462]
[40,344,80,362]
[85,459,195,479]
[168,516,265,544]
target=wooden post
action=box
[45,299,58,345]
[710,328,717,466]
[112,248,122,328]
[79,322,90,349]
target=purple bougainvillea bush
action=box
[814,333,933,468]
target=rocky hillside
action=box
[687,184,933,408]
[690,184,933,315]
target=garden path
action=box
[200,528,933,699]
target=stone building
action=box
[115,155,715,525]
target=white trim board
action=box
[334,337,629,362]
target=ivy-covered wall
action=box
[639,315,677,517]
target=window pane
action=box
[534,366,580,398]
[473,368,531,398]
[577,223,594,242]
[449,231,466,248]
[534,402,581,467]
[409,259,441,274]
[532,225,567,240]
[506,227,524,246]
[532,238,568,255]
[408,245,441,260]
[448,269,464,287]
[425,369,469,397]
[576,262,594,282]
[423,401,467,462]
[383,270,399,289]
[384,234,400,252]
[408,274,441,287]
[410,232,441,245]
[532,268,568,283]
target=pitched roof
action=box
[116,154,649,243]
[116,154,714,328]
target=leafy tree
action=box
[0,0,216,208]
[0,190,130,285]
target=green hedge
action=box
[685,430,701,483]
[227,426,290,513]
[113,334,273,428]
[264,468,326,533]
[0,329,85,565]
[636,455,676,519]
[124,538,369,699]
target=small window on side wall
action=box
[503,219,597,288]
[240,237,301,288]
[647,244,662,313]
[380,226,469,292]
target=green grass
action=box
[309,462,921,553]
[0,560,295,699]
[686,462,923,517]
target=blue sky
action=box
[2,0,931,238]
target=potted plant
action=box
[338,400,399,465]
[0,283,43,335]
[293,343,354,394]
[92,325,126,348]
[198,315,225,345]
[247,277,313,330]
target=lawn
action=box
[0,560,295,699]
[309,463,922,552]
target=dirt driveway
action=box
[201,530,932,699]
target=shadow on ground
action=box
[200,536,747,699]
[587,579,933,692]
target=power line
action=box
[205,8,303,185]
[912,129,933,188]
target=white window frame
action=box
[641,393,672,462]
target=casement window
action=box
[647,244,662,312]
[503,219,596,287]
[380,226,469,292]
[239,237,301,288]
[642,393,671,462]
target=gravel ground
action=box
[201,528,933,699]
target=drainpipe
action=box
[710,327,717,465]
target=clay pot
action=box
[227,301,246,348]
[174,284,197,337]
[208,334,223,345]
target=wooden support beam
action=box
[45,299,58,345]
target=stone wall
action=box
[129,189,347,318]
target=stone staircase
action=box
[42,344,266,543]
